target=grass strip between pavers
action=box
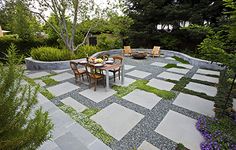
[113,80,176,100]
[172,56,190,64]
[23,77,55,100]
[167,77,215,101]
[82,108,100,118]
[164,64,186,69]
[41,76,58,86]
[58,104,113,145]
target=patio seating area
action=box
[24,53,227,150]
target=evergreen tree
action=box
[0,45,53,149]
[124,0,225,49]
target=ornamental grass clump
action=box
[31,46,102,61]
[196,116,236,150]
[31,47,76,61]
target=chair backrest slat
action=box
[70,61,79,74]
[112,55,123,64]
[152,46,160,55]
[123,46,132,54]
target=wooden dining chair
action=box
[70,61,87,82]
[150,46,161,57]
[123,46,133,56]
[85,63,105,91]
[109,55,123,82]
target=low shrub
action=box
[31,47,76,61]
[30,45,102,61]
[75,45,101,58]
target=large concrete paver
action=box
[166,68,189,74]
[125,65,136,70]
[35,79,46,87]
[185,82,217,97]
[173,93,214,116]
[192,74,219,83]
[150,62,167,67]
[52,69,71,73]
[177,63,193,69]
[138,141,160,150]
[51,72,74,82]
[126,70,151,79]
[123,89,161,110]
[79,87,116,103]
[155,110,204,150]
[113,77,136,87]
[157,72,184,81]
[61,97,87,113]
[47,82,79,97]
[91,103,144,140]
[147,78,175,91]
[196,69,220,76]
[55,132,89,150]
[26,71,50,79]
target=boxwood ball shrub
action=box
[31,47,76,61]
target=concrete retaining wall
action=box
[25,49,223,70]
[25,57,86,70]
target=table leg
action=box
[121,64,124,85]
[106,70,109,91]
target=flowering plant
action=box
[196,116,236,150]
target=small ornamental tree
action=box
[0,45,53,149]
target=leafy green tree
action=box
[2,0,40,39]
[125,0,226,48]
[31,0,100,51]
[0,45,53,149]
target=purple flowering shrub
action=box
[196,116,236,150]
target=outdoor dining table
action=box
[78,59,125,91]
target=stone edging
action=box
[25,49,223,70]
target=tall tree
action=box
[124,0,225,48]
[0,44,53,149]
[30,0,104,51]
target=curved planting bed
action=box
[25,48,223,70]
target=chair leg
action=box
[82,74,84,81]
[89,78,91,89]
[118,70,120,80]
[94,79,97,91]
[75,76,78,83]
[103,77,106,87]
[113,72,116,82]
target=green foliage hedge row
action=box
[0,36,58,61]
[31,45,101,61]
